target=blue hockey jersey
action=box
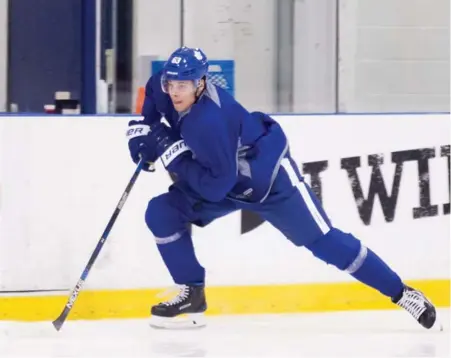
[140,71,289,203]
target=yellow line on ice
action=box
[0,279,448,321]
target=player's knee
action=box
[305,228,366,272]
[145,195,181,239]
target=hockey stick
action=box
[52,158,147,331]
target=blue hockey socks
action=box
[155,231,205,285]
[145,193,205,285]
[351,246,404,298]
[305,228,404,298]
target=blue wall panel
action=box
[8,0,84,112]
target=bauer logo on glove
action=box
[126,125,150,139]
[126,120,157,172]
[161,140,190,167]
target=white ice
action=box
[0,309,449,357]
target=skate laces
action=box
[157,285,190,306]
[396,289,427,320]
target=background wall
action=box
[0,0,449,113]
[293,0,337,113]
[131,0,450,113]
[132,0,182,110]
[338,0,450,112]
[132,0,277,113]
[184,0,276,113]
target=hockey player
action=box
[126,46,437,329]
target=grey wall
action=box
[339,0,450,112]
[133,0,277,113]
[132,0,181,110]
[128,0,451,113]
[0,0,449,113]
[293,0,338,113]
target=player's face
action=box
[167,80,197,112]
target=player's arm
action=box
[140,75,163,125]
[170,120,237,202]
[150,115,237,202]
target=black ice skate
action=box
[150,284,207,329]
[392,285,437,329]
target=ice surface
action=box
[0,309,448,357]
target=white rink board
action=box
[0,114,449,291]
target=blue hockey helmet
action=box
[161,47,209,92]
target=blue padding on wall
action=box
[8,0,83,112]
[81,0,97,114]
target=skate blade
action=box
[149,313,206,330]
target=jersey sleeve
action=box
[140,75,163,125]
[173,117,238,202]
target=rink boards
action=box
[0,113,449,320]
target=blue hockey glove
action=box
[126,120,157,171]
[147,122,191,171]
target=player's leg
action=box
[255,157,437,329]
[145,184,237,328]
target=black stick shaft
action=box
[52,159,145,331]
